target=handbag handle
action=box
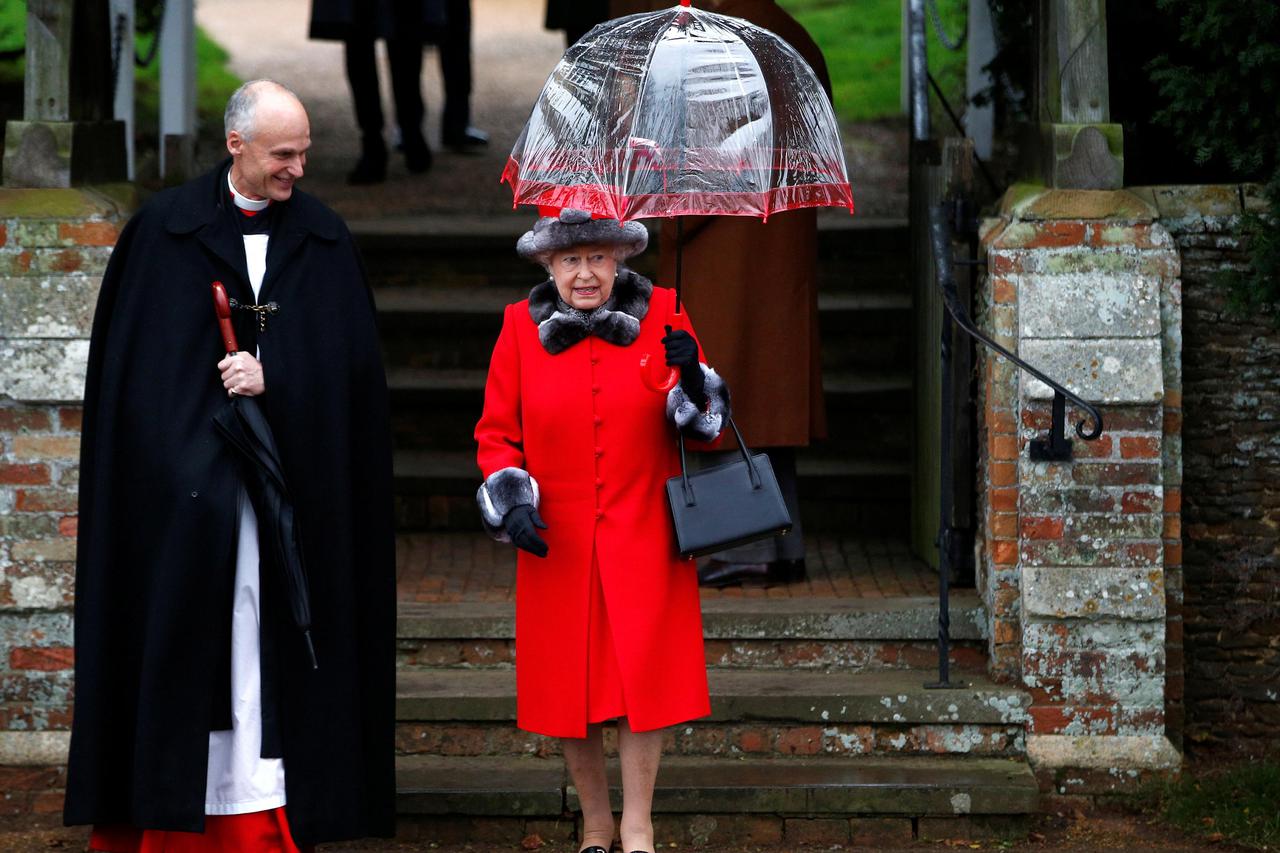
[677,414,762,507]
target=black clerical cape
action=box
[64,162,395,846]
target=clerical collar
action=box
[228,171,270,212]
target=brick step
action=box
[396,668,1027,729]
[397,595,986,671]
[394,754,1038,822]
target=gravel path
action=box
[194,0,906,226]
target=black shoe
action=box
[697,559,770,588]
[579,847,609,853]
[769,558,807,584]
[442,125,490,152]
[402,132,433,174]
[346,146,387,185]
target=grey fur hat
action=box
[516,208,649,265]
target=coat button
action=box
[596,510,605,519]
[595,478,604,488]
[591,357,600,365]
[592,385,601,394]
[594,447,604,457]
[594,416,603,426]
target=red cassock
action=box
[476,285,713,738]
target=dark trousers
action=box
[343,0,472,146]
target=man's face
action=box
[227,96,311,202]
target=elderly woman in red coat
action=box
[474,209,729,853]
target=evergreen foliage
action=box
[1146,0,1279,315]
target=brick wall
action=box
[977,187,1183,799]
[1148,185,1280,754]
[0,186,133,815]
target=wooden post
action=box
[4,0,127,187]
[1035,0,1123,188]
[159,0,196,183]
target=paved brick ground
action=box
[396,532,939,603]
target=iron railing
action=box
[907,0,1104,689]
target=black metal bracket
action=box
[1029,390,1074,461]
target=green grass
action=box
[1139,762,1280,851]
[777,0,970,124]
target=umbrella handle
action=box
[211,281,240,355]
[639,315,684,393]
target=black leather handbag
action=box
[666,416,793,559]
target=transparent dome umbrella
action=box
[502,0,853,229]
[502,0,853,387]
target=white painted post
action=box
[965,0,995,159]
[110,0,135,179]
[159,0,195,180]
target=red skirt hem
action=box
[90,807,310,853]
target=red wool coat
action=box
[476,284,713,738]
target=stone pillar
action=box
[977,186,1182,799]
[3,0,128,188]
[0,184,134,800]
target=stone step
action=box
[397,596,987,672]
[396,668,1028,727]
[395,754,1038,818]
[386,365,912,397]
[391,448,912,532]
[392,448,912,492]
[397,594,985,642]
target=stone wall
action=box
[977,186,1183,801]
[0,186,133,816]
[1145,185,1280,754]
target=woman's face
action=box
[550,243,617,311]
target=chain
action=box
[927,0,967,51]
[111,11,127,106]
[135,0,166,68]
[228,298,281,333]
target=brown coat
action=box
[658,0,832,448]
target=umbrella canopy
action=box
[502,0,853,222]
[211,281,318,670]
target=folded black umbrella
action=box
[211,281,319,670]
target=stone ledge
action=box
[1020,338,1163,403]
[999,185,1157,222]
[1026,734,1181,771]
[1022,566,1165,621]
[0,185,136,220]
[0,731,69,765]
[0,339,89,403]
[0,277,99,338]
[1018,274,1162,340]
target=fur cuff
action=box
[666,365,730,442]
[476,467,541,542]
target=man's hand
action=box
[503,505,549,558]
[218,352,266,397]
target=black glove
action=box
[661,326,707,409]
[503,504,548,558]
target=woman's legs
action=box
[562,725,614,851]
[617,719,663,852]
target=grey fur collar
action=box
[527,268,653,354]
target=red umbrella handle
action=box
[211,281,240,355]
[639,313,683,393]
[640,352,679,393]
